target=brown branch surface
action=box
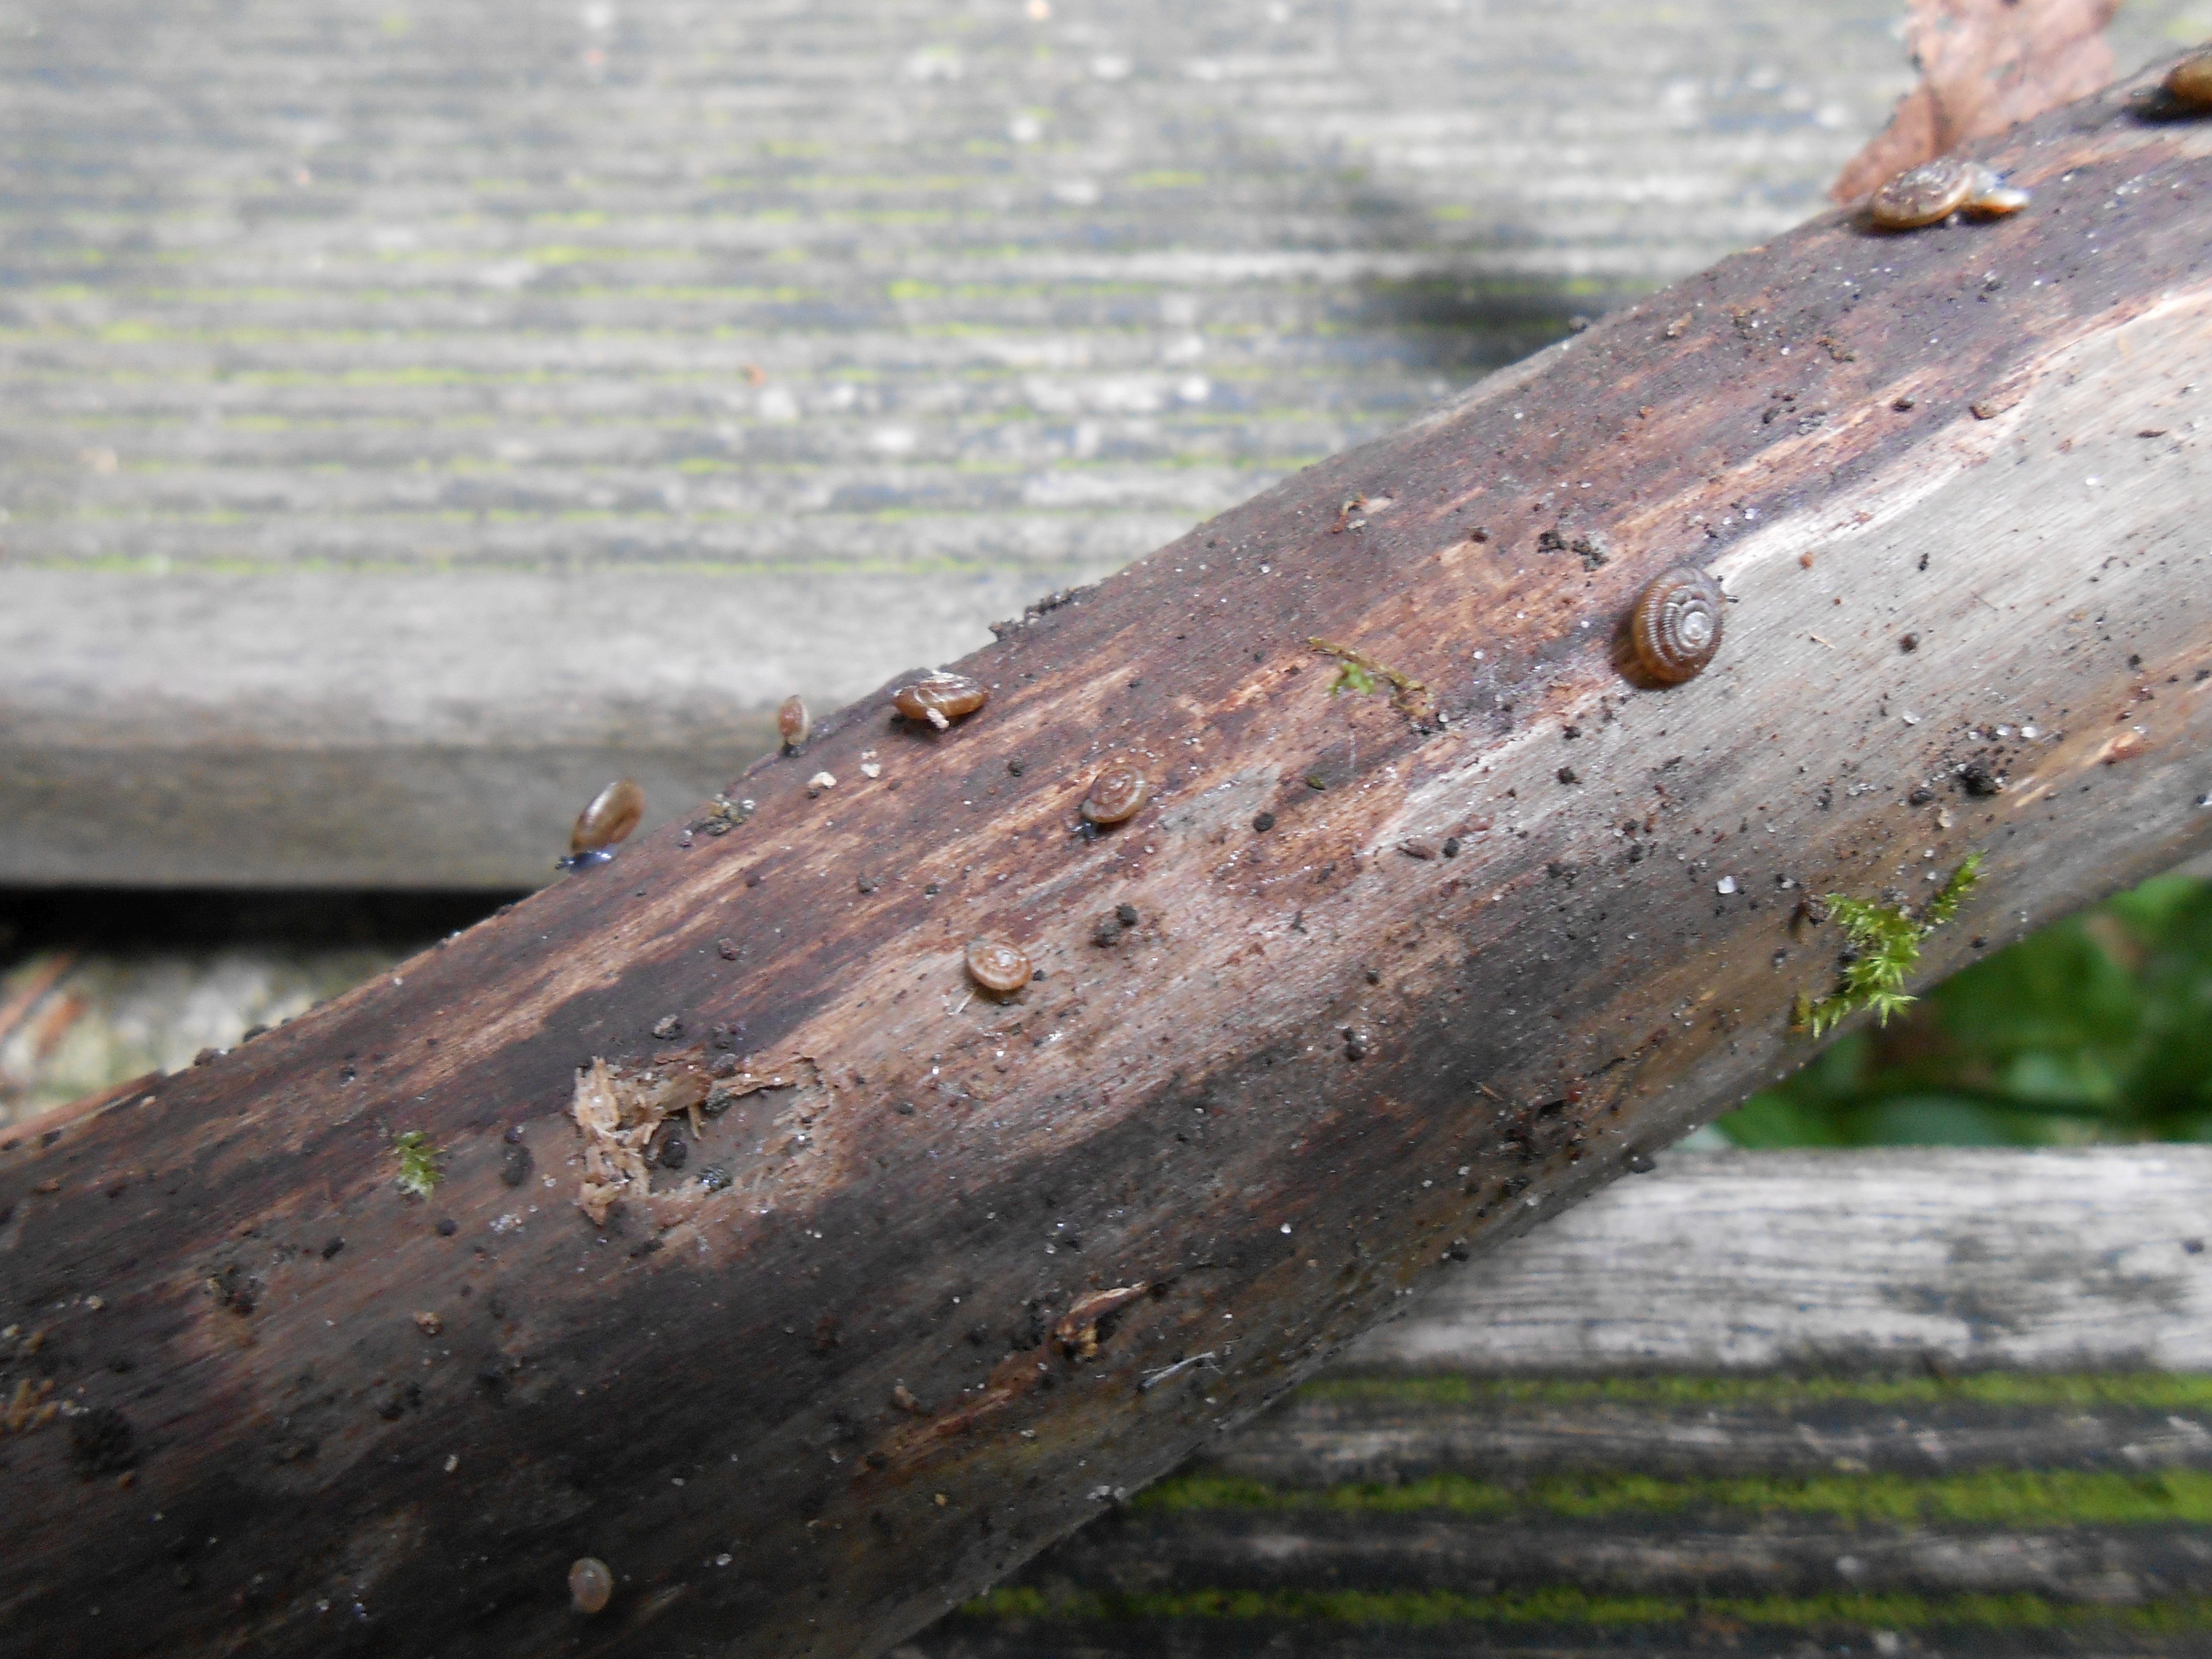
[8,59,2212,1659]
[1831,0,2120,203]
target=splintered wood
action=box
[571,1059,687,1226]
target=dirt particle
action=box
[436,1218,458,1237]
[1442,837,1462,858]
[69,1407,138,1479]
[501,1145,533,1188]
[320,1237,345,1260]
[413,1311,443,1336]
[1092,916,1123,948]
[651,1015,684,1040]
[718,940,740,961]
[1556,766,1580,786]
[1252,811,1276,831]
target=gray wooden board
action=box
[905,1147,2212,1658]
[2,0,2206,885]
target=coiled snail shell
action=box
[561,779,645,868]
[568,1556,614,1614]
[891,671,989,731]
[2167,48,2212,108]
[1869,157,2028,229]
[1629,566,1725,685]
[777,695,810,748]
[1080,761,1149,825]
[965,938,1033,995]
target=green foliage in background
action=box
[1720,873,2212,1147]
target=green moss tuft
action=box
[1796,854,1982,1037]
[392,1129,444,1198]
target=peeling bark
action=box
[7,60,2212,1659]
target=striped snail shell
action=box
[965,938,1033,995]
[1080,761,1149,825]
[1869,157,2027,230]
[2168,49,2212,108]
[561,779,645,867]
[1629,566,1725,685]
[891,671,989,731]
[777,695,810,748]
[568,1557,614,1615]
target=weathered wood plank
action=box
[918,1150,2212,1659]
[1343,1148,2212,1376]
[8,58,2212,1659]
[0,0,2202,884]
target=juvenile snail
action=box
[1868,157,2029,230]
[1080,761,1149,825]
[559,779,645,869]
[965,938,1033,996]
[891,671,989,731]
[2167,48,2212,108]
[568,1556,614,1615]
[1629,566,1725,685]
[777,695,810,749]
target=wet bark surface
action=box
[7,62,2212,1659]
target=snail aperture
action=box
[1629,566,1725,685]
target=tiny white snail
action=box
[568,1556,613,1614]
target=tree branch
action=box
[6,59,2212,1659]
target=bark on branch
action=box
[7,58,2212,1659]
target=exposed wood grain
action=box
[6,60,2212,1659]
[0,0,2198,885]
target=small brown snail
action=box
[1080,761,1149,825]
[1868,156,2029,230]
[1629,566,1725,685]
[964,938,1033,996]
[891,671,988,731]
[2166,48,2212,108]
[560,779,645,869]
[777,695,810,749]
[568,1556,614,1615]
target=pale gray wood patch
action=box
[2,0,2198,885]
[1351,1148,2212,1374]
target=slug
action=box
[559,779,645,869]
[1629,566,1725,685]
[1868,156,2028,230]
[891,671,988,730]
[1080,761,1149,825]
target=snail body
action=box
[568,1557,614,1614]
[1629,566,1725,685]
[965,938,1033,995]
[2167,49,2212,108]
[777,695,810,749]
[1080,761,1149,825]
[891,671,988,730]
[559,779,645,869]
[1869,157,2028,230]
